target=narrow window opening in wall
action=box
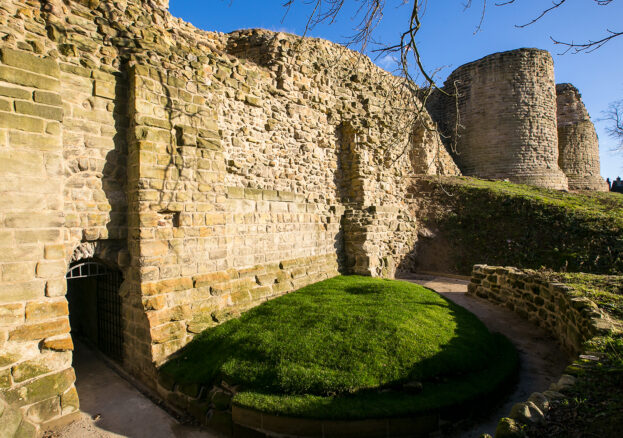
[66,260,124,363]
[157,210,181,227]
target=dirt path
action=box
[51,341,218,438]
[402,274,571,437]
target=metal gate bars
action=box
[66,261,124,362]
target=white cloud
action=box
[377,54,399,71]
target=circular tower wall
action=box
[556,83,609,191]
[442,48,568,189]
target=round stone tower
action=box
[556,83,609,191]
[435,48,568,189]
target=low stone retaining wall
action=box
[468,265,616,437]
[468,265,611,354]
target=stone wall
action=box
[0,1,460,433]
[467,265,616,438]
[556,83,608,191]
[0,0,610,433]
[427,49,569,190]
[468,265,611,353]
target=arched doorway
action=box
[66,259,124,362]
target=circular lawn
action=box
[160,275,518,420]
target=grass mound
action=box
[160,276,518,419]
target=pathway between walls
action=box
[50,341,217,438]
[402,274,570,438]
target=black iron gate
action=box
[66,261,124,362]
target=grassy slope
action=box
[160,276,518,419]
[417,177,623,275]
[415,177,623,433]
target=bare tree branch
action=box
[490,0,622,53]
[552,29,623,54]
[605,99,623,151]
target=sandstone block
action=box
[141,278,193,295]
[9,318,70,341]
[1,281,43,304]
[0,403,22,436]
[0,368,11,389]
[26,396,61,423]
[193,271,231,288]
[509,401,545,425]
[4,212,63,228]
[15,419,38,438]
[41,335,74,352]
[226,186,244,199]
[94,80,116,99]
[1,49,60,78]
[1,262,35,282]
[0,66,59,91]
[0,98,10,112]
[245,95,261,107]
[44,244,65,260]
[25,300,68,321]
[0,113,45,134]
[15,229,62,245]
[0,303,23,325]
[495,417,522,438]
[0,352,19,368]
[143,295,167,311]
[3,368,75,406]
[45,280,66,298]
[36,261,66,279]
[60,386,79,414]
[141,240,169,257]
[0,85,31,99]
[12,359,55,384]
[33,91,62,106]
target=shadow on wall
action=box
[101,70,130,242]
[333,122,364,275]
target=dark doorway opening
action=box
[66,260,124,363]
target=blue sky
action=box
[170,0,623,179]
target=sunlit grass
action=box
[160,276,517,418]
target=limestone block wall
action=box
[427,49,569,190]
[468,265,611,353]
[556,83,608,191]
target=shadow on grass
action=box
[159,277,519,420]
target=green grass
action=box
[537,271,623,320]
[160,276,518,419]
[417,176,623,275]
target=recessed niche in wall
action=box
[157,210,181,228]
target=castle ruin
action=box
[0,0,608,435]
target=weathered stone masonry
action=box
[427,49,608,191]
[0,0,609,435]
[556,83,609,191]
[0,0,460,434]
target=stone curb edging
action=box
[232,406,438,438]
[467,265,618,438]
